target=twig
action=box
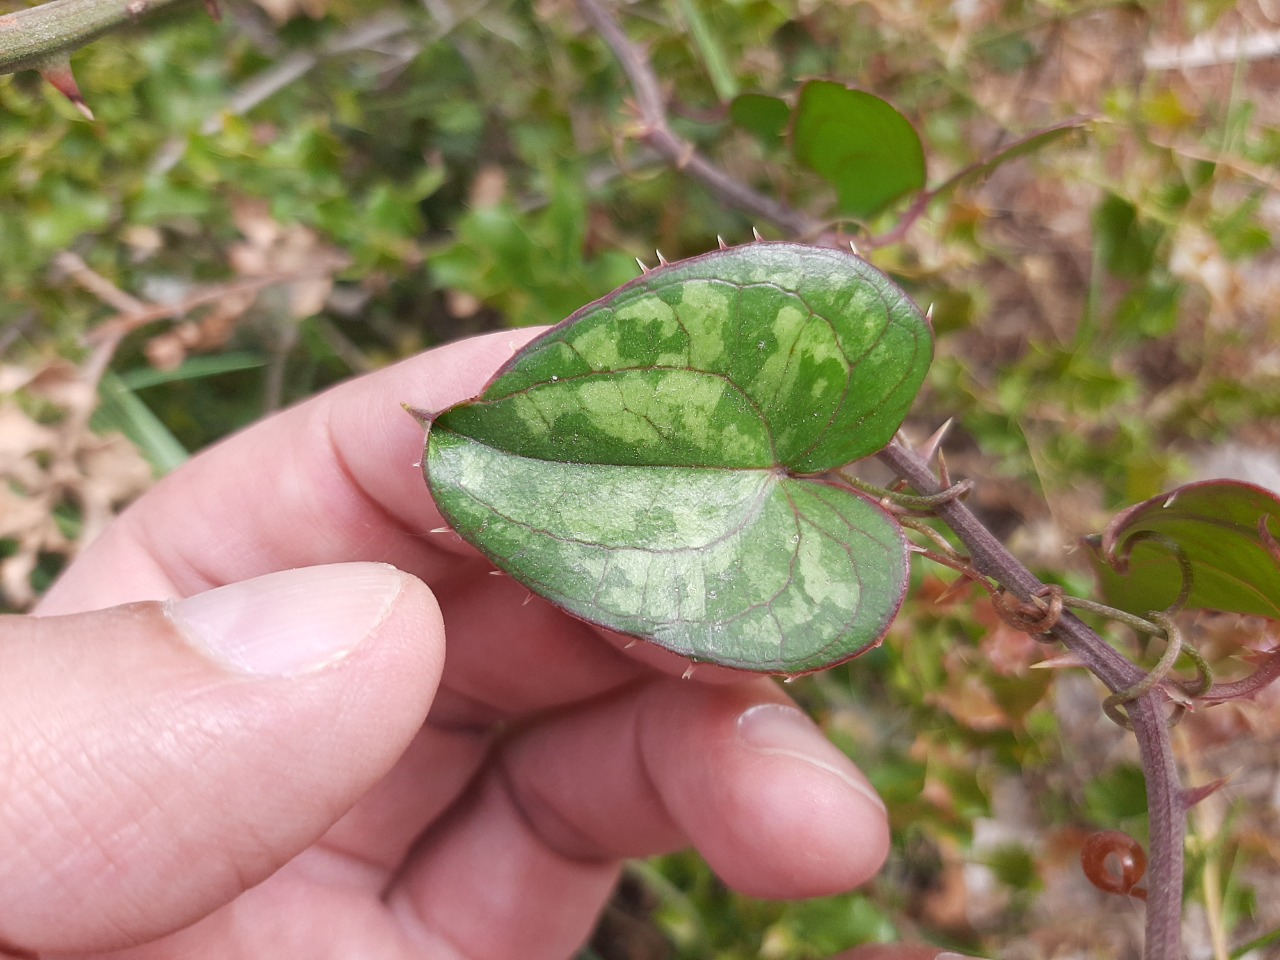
[151,10,418,175]
[0,0,197,76]
[578,0,1089,253]
[82,268,341,343]
[877,438,1186,960]
[1145,28,1280,70]
[575,0,827,242]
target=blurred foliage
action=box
[4,0,1280,957]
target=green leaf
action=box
[672,0,739,102]
[1084,479,1280,620]
[791,80,925,220]
[1094,192,1162,280]
[730,93,790,144]
[93,373,189,475]
[423,243,933,673]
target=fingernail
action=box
[169,563,404,677]
[737,703,886,813]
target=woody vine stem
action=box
[876,441,1186,960]
[572,0,1193,952]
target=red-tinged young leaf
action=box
[1198,648,1280,705]
[791,80,925,221]
[1085,479,1280,621]
[422,242,933,674]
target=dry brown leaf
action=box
[1,357,155,610]
[0,405,57,472]
[249,0,327,24]
[77,434,153,544]
[228,197,346,319]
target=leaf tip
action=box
[402,402,435,427]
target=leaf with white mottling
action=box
[422,242,933,673]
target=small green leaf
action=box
[94,374,189,475]
[1085,479,1280,620]
[791,80,925,220]
[423,243,933,673]
[1094,192,1162,280]
[730,93,790,144]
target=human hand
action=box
[5,330,929,958]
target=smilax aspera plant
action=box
[416,239,1280,960]
[6,2,1280,959]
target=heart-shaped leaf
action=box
[791,81,926,220]
[423,242,933,673]
[1084,479,1280,620]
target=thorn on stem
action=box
[1031,651,1087,670]
[655,249,668,265]
[682,663,696,680]
[39,58,93,120]
[751,226,764,241]
[1182,776,1230,809]
[925,302,935,322]
[848,240,861,257]
[937,449,952,488]
[716,235,728,249]
[916,419,954,466]
[636,257,650,274]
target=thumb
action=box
[0,562,443,955]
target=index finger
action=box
[38,329,543,614]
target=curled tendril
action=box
[838,471,973,514]
[1113,530,1195,614]
[1081,830,1148,900]
[992,584,1065,638]
[1103,612,1187,729]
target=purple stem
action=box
[576,0,826,241]
[877,441,1185,960]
